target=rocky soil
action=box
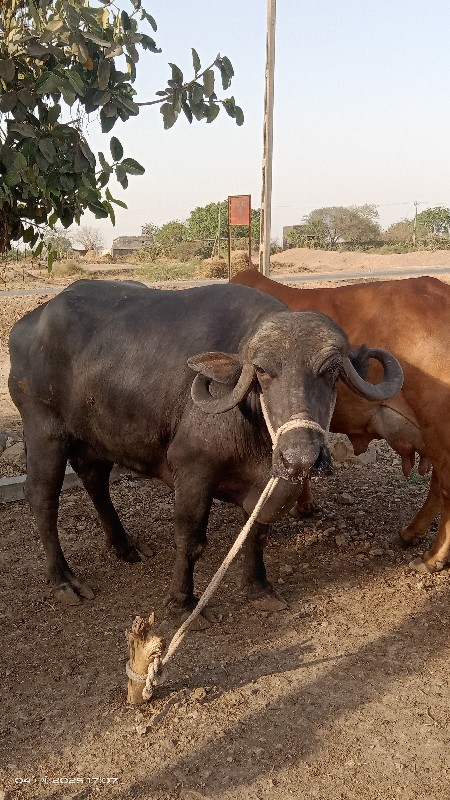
[1,260,450,800]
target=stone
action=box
[337,492,354,505]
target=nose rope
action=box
[259,394,326,449]
[126,392,328,702]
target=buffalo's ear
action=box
[187,352,242,384]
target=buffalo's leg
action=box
[400,470,440,545]
[68,455,140,562]
[167,480,212,615]
[242,520,288,611]
[25,434,94,605]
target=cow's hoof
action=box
[408,554,445,573]
[53,578,95,605]
[400,527,425,547]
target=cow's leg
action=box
[242,520,288,611]
[400,470,440,544]
[166,479,212,616]
[25,433,94,605]
[409,469,450,572]
[68,455,141,562]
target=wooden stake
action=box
[126,613,165,705]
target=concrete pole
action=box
[259,0,276,276]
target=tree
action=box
[42,224,72,257]
[0,1,243,263]
[383,219,415,245]
[75,224,103,251]
[187,200,260,244]
[302,205,381,248]
[154,220,187,252]
[416,207,450,237]
[141,221,159,240]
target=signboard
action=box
[228,195,251,227]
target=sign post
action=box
[227,195,252,281]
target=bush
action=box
[51,260,88,277]
[168,241,208,262]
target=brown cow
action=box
[231,269,447,573]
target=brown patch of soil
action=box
[1,261,450,800]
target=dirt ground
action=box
[1,253,450,800]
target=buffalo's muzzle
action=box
[273,436,331,482]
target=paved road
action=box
[1,264,450,297]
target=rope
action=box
[128,392,328,700]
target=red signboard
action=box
[228,195,251,227]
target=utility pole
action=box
[259,0,276,276]
[413,201,419,248]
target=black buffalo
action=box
[8,281,403,612]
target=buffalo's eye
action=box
[318,359,340,380]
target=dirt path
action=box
[1,260,450,800]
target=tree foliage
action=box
[186,200,260,243]
[416,206,450,237]
[300,205,381,248]
[0,1,243,262]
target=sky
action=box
[77,0,450,249]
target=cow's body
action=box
[8,280,402,609]
[231,269,448,571]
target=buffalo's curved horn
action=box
[191,363,255,414]
[340,347,403,401]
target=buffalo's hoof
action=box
[247,585,288,612]
[290,501,319,519]
[115,542,141,563]
[52,577,95,605]
[163,595,213,630]
[408,555,445,573]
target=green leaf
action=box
[121,10,132,31]
[0,93,17,113]
[221,56,234,78]
[141,10,157,31]
[110,136,123,161]
[87,201,109,219]
[160,103,177,130]
[9,122,38,138]
[205,103,220,124]
[192,48,201,74]
[66,71,85,96]
[47,104,61,125]
[100,108,118,133]
[5,172,21,187]
[182,101,193,124]
[38,138,57,163]
[97,59,111,90]
[0,58,16,83]
[169,63,183,83]
[234,105,244,126]
[33,240,44,258]
[104,200,115,226]
[120,158,145,176]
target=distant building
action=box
[111,236,153,258]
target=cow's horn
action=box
[191,364,255,414]
[340,348,403,401]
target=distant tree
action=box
[383,219,415,245]
[141,222,159,240]
[187,200,260,244]
[302,206,381,248]
[0,1,243,262]
[416,207,450,237]
[42,226,72,257]
[76,225,104,251]
[154,220,187,252]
